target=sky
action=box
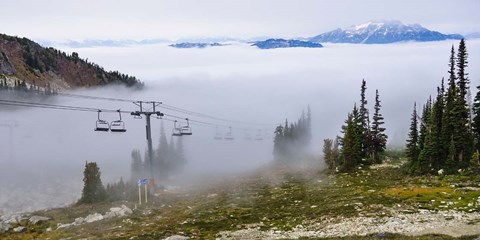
[0,0,479,41]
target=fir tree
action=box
[473,84,480,152]
[130,149,143,184]
[451,39,473,170]
[79,162,106,204]
[370,89,387,163]
[406,103,420,174]
[430,87,445,170]
[323,138,334,170]
[359,79,370,158]
[341,113,361,171]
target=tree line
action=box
[406,39,479,175]
[323,79,387,172]
[273,106,312,163]
[130,121,187,183]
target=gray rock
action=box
[85,213,103,223]
[57,222,73,229]
[165,235,190,240]
[105,205,133,218]
[5,215,27,224]
[74,217,85,225]
[29,215,50,224]
[13,226,26,233]
[0,221,11,233]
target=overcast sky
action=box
[1,0,479,41]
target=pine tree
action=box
[130,149,143,184]
[473,84,480,152]
[341,113,361,171]
[323,138,334,170]
[418,98,432,151]
[79,162,106,204]
[430,87,445,170]
[451,39,473,170]
[406,103,420,174]
[273,125,284,161]
[370,89,387,163]
[175,136,186,174]
[156,121,169,179]
[359,79,370,158]
[442,46,458,171]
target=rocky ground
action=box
[1,158,480,239]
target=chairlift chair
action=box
[94,110,110,132]
[180,118,192,136]
[172,120,182,136]
[110,110,127,133]
[254,129,263,141]
[214,127,223,140]
[224,126,235,140]
[244,131,252,140]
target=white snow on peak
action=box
[344,20,424,35]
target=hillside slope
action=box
[1,158,480,239]
[0,34,142,91]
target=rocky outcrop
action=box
[29,216,50,224]
[55,205,133,230]
[0,51,16,75]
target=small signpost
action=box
[137,178,148,205]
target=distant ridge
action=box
[310,20,463,44]
[252,39,323,49]
[0,33,142,91]
[169,42,225,49]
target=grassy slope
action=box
[2,158,480,239]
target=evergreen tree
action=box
[429,87,445,170]
[406,103,420,174]
[451,39,473,170]
[79,162,106,204]
[359,79,370,158]
[130,149,143,184]
[418,98,432,151]
[370,89,388,163]
[155,121,169,179]
[273,125,284,161]
[473,84,480,153]
[442,46,458,170]
[323,138,334,170]
[341,113,361,171]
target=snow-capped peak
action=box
[310,20,463,44]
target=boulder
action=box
[85,213,103,223]
[165,235,190,240]
[0,221,11,233]
[74,217,85,225]
[13,226,26,233]
[105,205,133,218]
[57,222,73,229]
[29,216,50,224]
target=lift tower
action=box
[131,101,163,190]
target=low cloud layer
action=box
[1,40,479,214]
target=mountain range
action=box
[310,20,463,44]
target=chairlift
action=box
[180,118,192,136]
[172,120,182,136]
[254,129,263,141]
[214,127,223,140]
[224,126,235,140]
[244,130,252,140]
[110,110,127,133]
[94,110,110,132]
